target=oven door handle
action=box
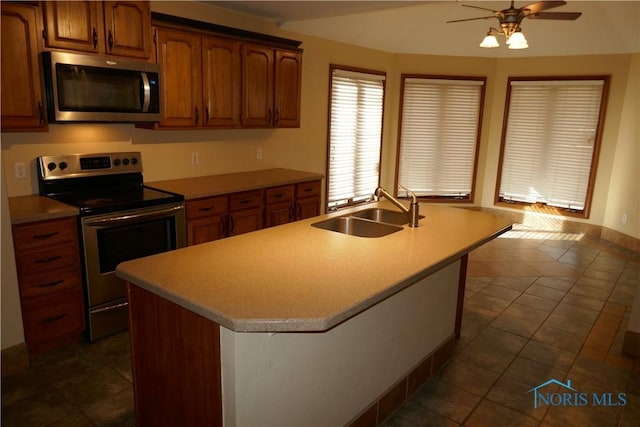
[83,204,184,227]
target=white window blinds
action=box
[498,79,605,211]
[397,77,484,199]
[327,69,385,210]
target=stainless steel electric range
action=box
[37,152,186,341]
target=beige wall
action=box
[1,1,638,349]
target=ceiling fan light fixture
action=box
[480,33,500,48]
[507,30,528,49]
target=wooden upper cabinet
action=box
[103,1,152,59]
[241,43,302,128]
[156,27,202,127]
[241,43,274,127]
[43,1,151,59]
[274,50,302,128]
[202,36,241,128]
[44,1,103,53]
[1,2,47,131]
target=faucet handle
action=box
[397,184,417,202]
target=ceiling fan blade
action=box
[461,4,500,13]
[446,15,496,23]
[527,11,582,20]
[521,1,567,14]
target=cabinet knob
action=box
[92,28,98,49]
[108,30,114,51]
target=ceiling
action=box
[204,1,640,57]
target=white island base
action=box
[128,259,462,427]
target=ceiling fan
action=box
[447,1,582,49]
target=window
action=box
[396,75,485,201]
[496,77,609,218]
[326,66,385,211]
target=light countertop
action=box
[9,195,79,225]
[147,168,323,200]
[116,202,512,333]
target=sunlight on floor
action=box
[499,224,585,241]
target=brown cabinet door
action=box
[1,2,46,131]
[274,50,301,128]
[296,197,321,220]
[265,202,294,228]
[241,43,274,127]
[229,208,262,236]
[43,1,104,53]
[187,215,226,246]
[156,27,202,127]
[203,36,241,128]
[103,0,151,59]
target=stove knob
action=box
[113,158,121,166]
[131,157,138,165]
[59,162,68,170]
[123,158,130,166]
[47,162,57,171]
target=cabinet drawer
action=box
[229,190,264,211]
[15,243,79,276]
[19,267,82,300]
[265,185,294,204]
[296,180,321,199]
[12,217,77,251]
[186,196,229,219]
[22,290,84,345]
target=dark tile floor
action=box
[2,227,639,427]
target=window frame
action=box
[395,74,486,203]
[324,64,386,211]
[494,75,610,219]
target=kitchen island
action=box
[116,202,512,426]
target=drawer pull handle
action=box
[304,188,312,193]
[33,232,59,240]
[273,194,283,198]
[240,199,251,205]
[38,279,64,288]
[36,256,61,264]
[43,313,67,323]
[199,207,213,212]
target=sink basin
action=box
[350,208,424,225]
[311,216,403,238]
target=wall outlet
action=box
[191,152,199,166]
[621,213,629,224]
[14,162,26,179]
[257,148,263,160]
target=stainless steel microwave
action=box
[42,51,160,123]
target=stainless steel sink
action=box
[350,208,424,226]
[311,216,403,238]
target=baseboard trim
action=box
[1,343,29,377]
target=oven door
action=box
[81,202,185,340]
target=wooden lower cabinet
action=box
[185,180,321,246]
[295,180,322,220]
[264,185,294,228]
[185,195,228,246]
[12,216,84,356]
[228,190,263,236]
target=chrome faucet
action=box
[374,186,420,227]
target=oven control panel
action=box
[38,152,142,179]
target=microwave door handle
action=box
[84,205,184,227]
[141,72,151,112]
